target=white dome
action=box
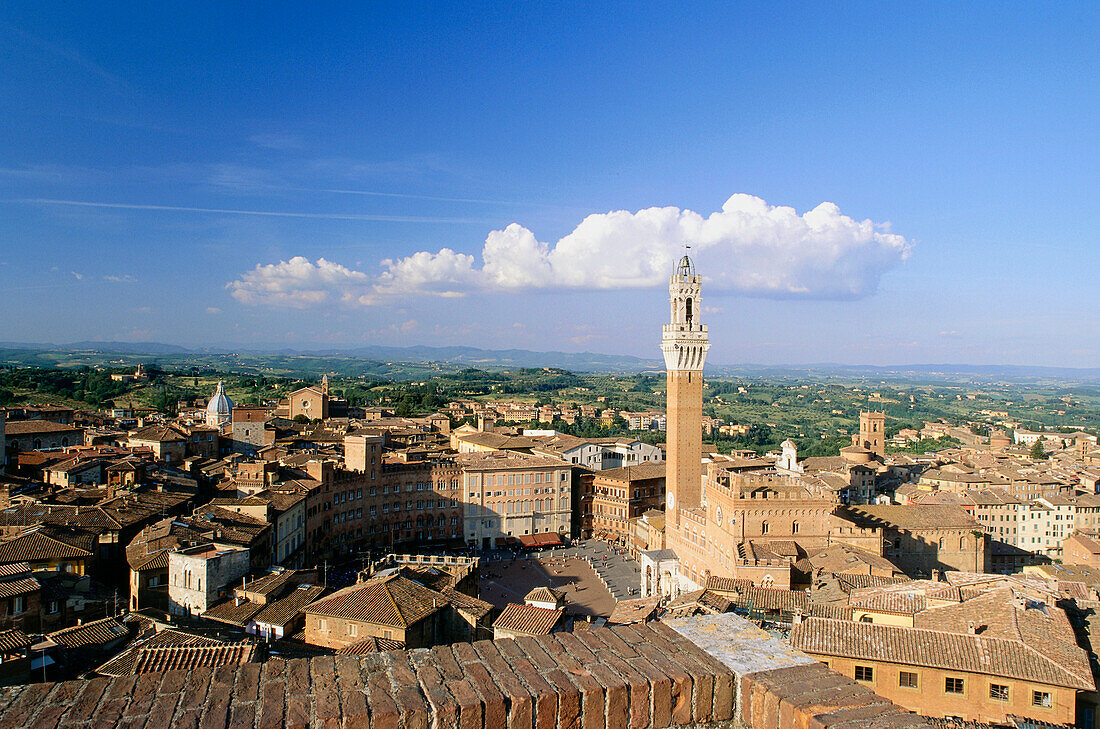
[205,381,233,426]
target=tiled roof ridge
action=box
[385,575,406,626]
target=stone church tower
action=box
[660,254,710,529]
[855,411,886,457]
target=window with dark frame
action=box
[945,677,964,694]
[854,665,873,682]
[899,671,918,688]
[990,684,1009,701]
[1032,691,1052,708]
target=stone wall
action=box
[0,613,932,729]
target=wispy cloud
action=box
[10,199,482,224]
[1,21,129,95]
[248,133,305,151]
[2,160,553,209]
[103,274,137,283]
[287,186,540,206]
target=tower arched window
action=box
[761,520,769,535]
[685,297,693,323]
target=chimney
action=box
[931,569,941,582]
[967,621,976,634]
[792,609,803,626]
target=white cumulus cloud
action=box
[228,194,911,307]
[228,256,372,308]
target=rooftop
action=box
[455,449,566,470]
[492,603,563,635]
[0,613,934,729]
[3,420,81,436]
[791,616,1094,690]
[842,504,981,530]
[593,462,666,481]
[132,643,255,674]
[304,574,445,628]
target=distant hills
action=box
[0,340,191,355]
[0,341,662,375]
[0,340,1097,381]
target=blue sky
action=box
[1,2,1096,366]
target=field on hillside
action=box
[2,351,1096,454]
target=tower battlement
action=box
[661,262,710,372]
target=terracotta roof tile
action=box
[48,617,129,649]
[3,421,81,436]
[132,550,170,571]
[843,504,980,530]
[607,597,660,624]
[0,629,32,653]
[304,574,444,628]
[703,576,754,594]
[200,597,265,626]
[0,563,31,578]
[523,586,563,604]
[131,643,255,673]
[0,577,40,600]
[0,527,95,563]
[791,617,1094,691]
[335,636,406,654]
[440,588,493,619]
[492,603,563,635]
[253,585,325,627]
[834,574,908,593]
[94,629,226,676]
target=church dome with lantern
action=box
[205,381,234,427]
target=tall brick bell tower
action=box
[661,253,710,530]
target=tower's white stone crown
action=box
[661,255,710,371]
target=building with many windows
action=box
[457,451,572,549]
[583,463,665,543]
